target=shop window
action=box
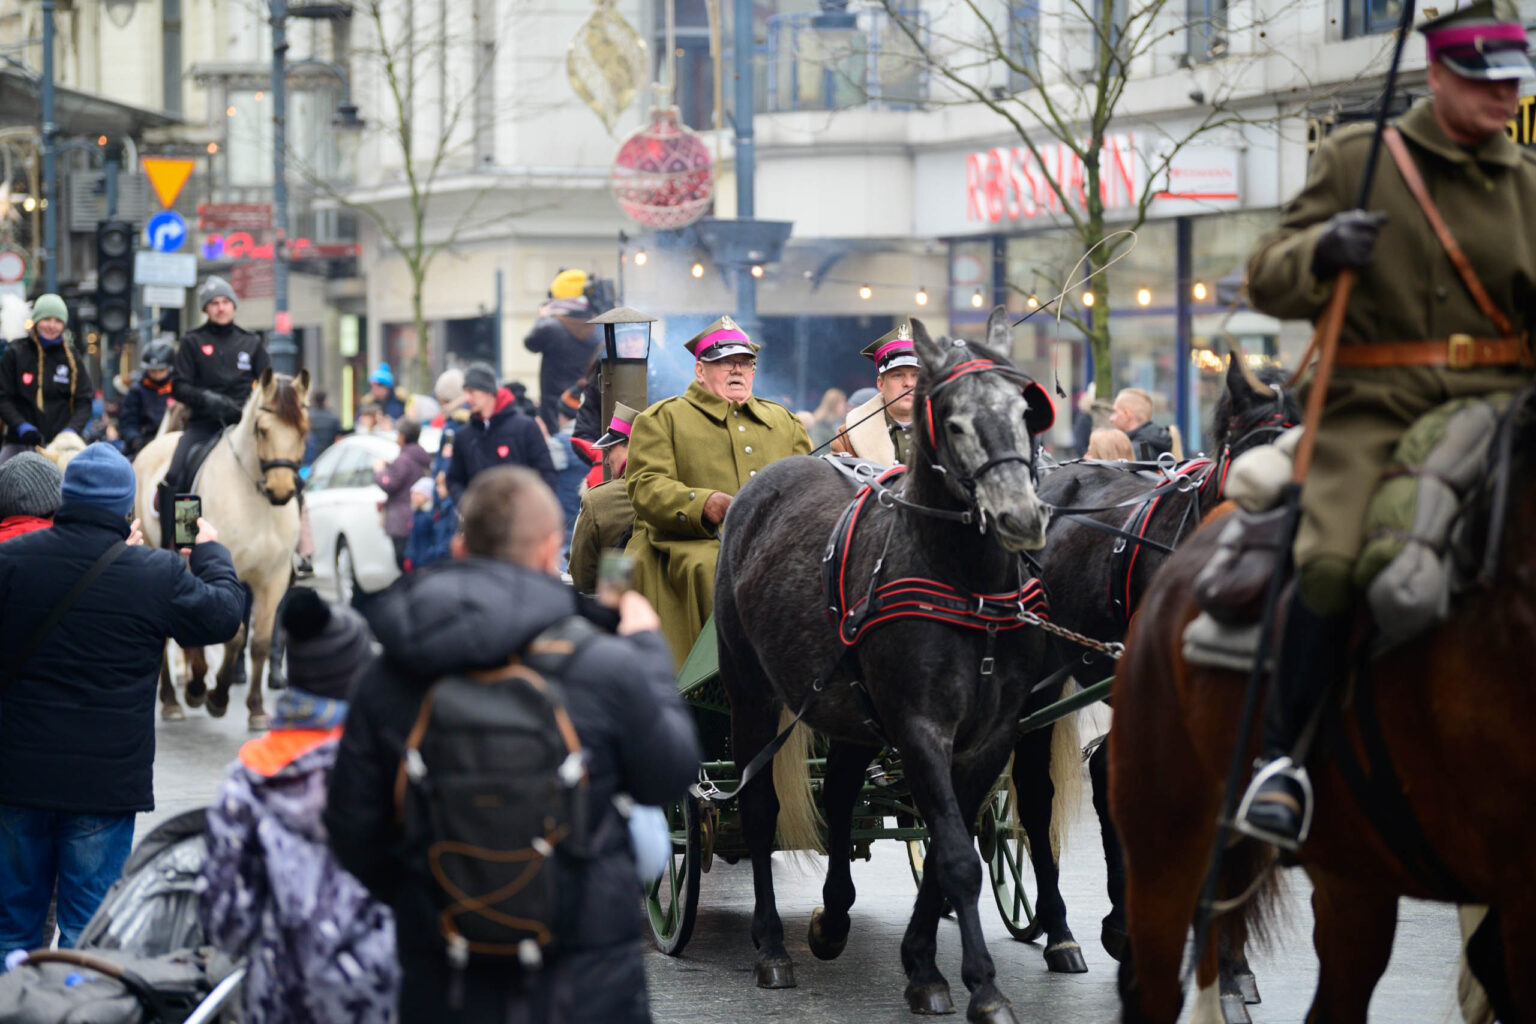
[653,0,716,129]
[763,7,928,113]
[1008,0,1041,91]
[1187,0,1228,61]
[1341,0,1402,38]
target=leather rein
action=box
[229,404,305,505]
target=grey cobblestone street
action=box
[148,672,1466,1024]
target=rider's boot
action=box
[1235,584,1351,851]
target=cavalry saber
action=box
[1186,0,1417,983]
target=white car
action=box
[306,429,440,602]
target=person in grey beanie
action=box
[160,275,270,548]
[0,452,62,542]
[444,362,555,503]
[200,587,398,1024]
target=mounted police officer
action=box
[158,275,270,549]
[1237,0,1536,848]
[830,321,918,465]
[624,316,811,666]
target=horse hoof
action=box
[184,686,205,709]
[905,982,954,1015]
[1220,993,1252,1024]
[754,958,795,989]
[1100,918,1129,963]
[1235,971,1260,1005]
[248,713,271,733]
[807,907,848,961]
[160,704,185,722]
[964,998,1017,1024]
[206,696,229,719]
[1044,941,1088,974]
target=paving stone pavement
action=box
[147,675,1467,1024]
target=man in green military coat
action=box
[830,321,918,465]
[625,316,812,666]
[568,402,638,594]
[1238,0,1536,848]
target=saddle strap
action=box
[1382,127,1516,339]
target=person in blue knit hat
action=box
[368,364,406,420]
[0,443,245,961]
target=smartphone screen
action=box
[173,494,202,548]
[596,549,634,607]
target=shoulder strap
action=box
[1,541,127,697]
[1383,127,1516,338]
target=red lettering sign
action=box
[965,134,1144,224]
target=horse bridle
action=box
[233,404,304,506]
[921,353,1042,503]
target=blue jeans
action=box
[0,805,135,964]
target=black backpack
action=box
[394,617,595,981]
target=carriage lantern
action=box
[589,306,657,474]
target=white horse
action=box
[133,368,309,731]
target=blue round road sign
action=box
[146,210,188,253]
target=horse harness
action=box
[226,406,305,506]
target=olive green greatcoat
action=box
[624,381,812,666]
[567,478,635,595]
[1246,97,1536,611]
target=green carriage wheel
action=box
[982,783,1041,942]
[646,793,702,955]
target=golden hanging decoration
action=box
[567,0,649,136]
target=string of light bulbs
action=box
[624,247,1213,309]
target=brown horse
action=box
[1110,468,1536,1021]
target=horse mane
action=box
[264,376,309,431]
[1211,364,1288,452]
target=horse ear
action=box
[259,367,275,392]
[1226,351,1273,406]
[910,317,947,374]
[986,306,1012,355]
[296,368,311,397]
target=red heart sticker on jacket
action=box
[497,445,510,459]
[21,373,32,385]
[201,345,214,356]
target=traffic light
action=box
[95,219,135,336]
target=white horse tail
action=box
[1458,905,1494,1024]
[772,705,825,857]
[1048,686,1083,861]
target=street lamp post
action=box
[269,0,296,373]
[41,0,57,294]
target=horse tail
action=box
[771,705,825,857]
[1216,836,1283,959]
[1047,687,1083,860]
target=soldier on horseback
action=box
[830,321,918,465]
[1238,0,1536,848]
[157,276,270,549]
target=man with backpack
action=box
[325,465,701,1023]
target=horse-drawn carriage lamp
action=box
[589,305,657,476]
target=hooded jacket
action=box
[0,331,93,443]
[373,442,431,539]
[0,503,246,813]
[1126,420,1174,461]
[444,389,556,503]
[325,558,700,1022]
[201,731,398,1024]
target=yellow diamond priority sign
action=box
[142,157,195,210]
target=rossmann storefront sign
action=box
[913,130,1269,238]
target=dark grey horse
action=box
[1007,356,1297,1014]
[714,309,1059,1024]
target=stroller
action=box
[0,808,245,1024]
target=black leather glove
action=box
[207,394,244,425]
[1310,210,1388,281]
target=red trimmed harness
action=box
[821,464,1049,652]
[1107,458,1214,626]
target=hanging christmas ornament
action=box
[611,107,715,230]
[567,0,648,135]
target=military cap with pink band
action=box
[595,402,641,449]
[684,315,762,362]
[1419,0,1534,80]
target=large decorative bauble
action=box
[611,107,714,230]
[567,0,648,135]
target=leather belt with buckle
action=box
[1335,334,1534,370]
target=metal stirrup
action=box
[1232,755,1315,851]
